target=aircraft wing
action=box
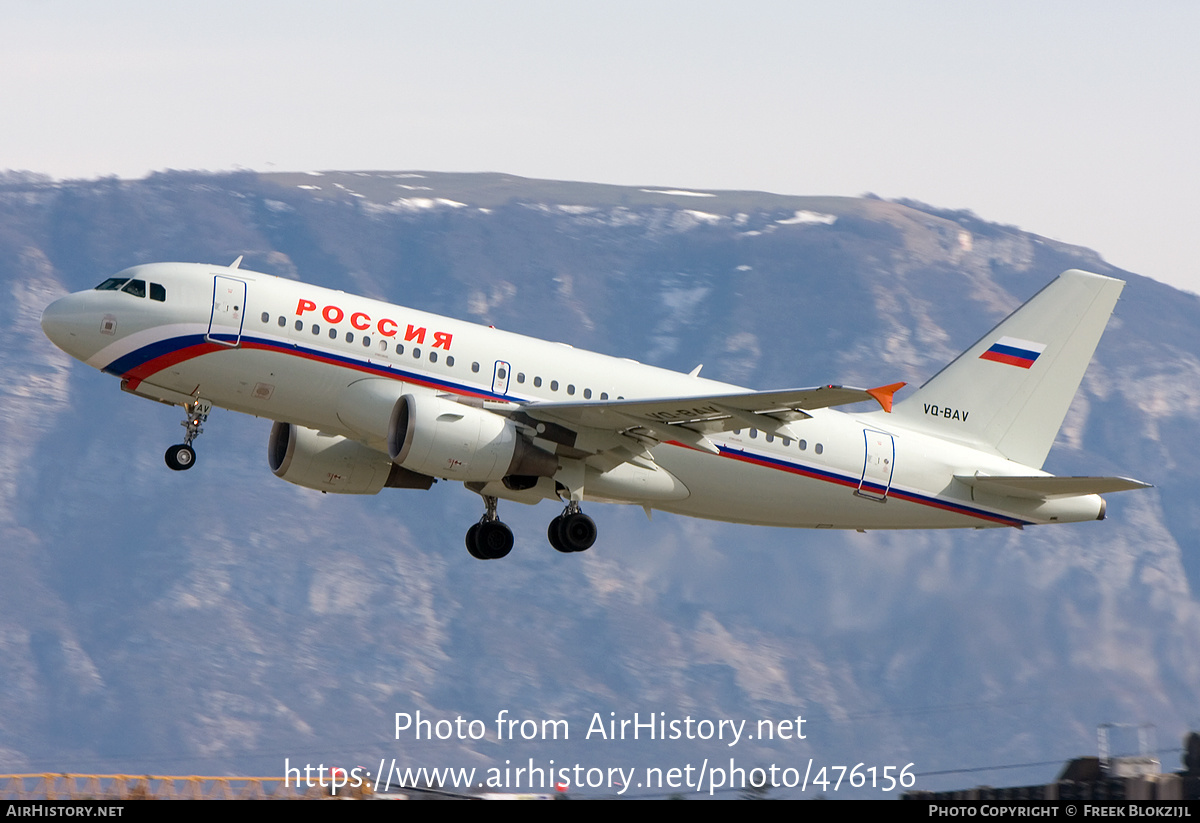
[512,382,904,457]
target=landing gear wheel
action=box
[561,512,597,552]
[548,515,571,553]
[167,399,210,473]
[165,444,196,471]
[465,523,485,559]
[465,494,514,560]
[474,521,514,559]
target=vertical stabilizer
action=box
[889,270,1124,469]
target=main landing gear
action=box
[547,501,597,554]
[463,496,598,560]
[466,495,515,560]
[165,399,211,471]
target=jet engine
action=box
[269,422,433,494]
[387,394,558,482]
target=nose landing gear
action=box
[165,443,196,471]
[165,399,211,471]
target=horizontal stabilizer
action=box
[955,474,1152,500]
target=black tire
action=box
[547,515,571,553]
[165,444,196,471]
[476,521,514,559]
[562,512,597,552]
[465,523,486,559]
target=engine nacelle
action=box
[269,422,433,494]
[387,394,558,482]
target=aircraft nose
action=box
[41,295,70,347]
[41,292,95,359]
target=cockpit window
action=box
[150,283,166,302]
[95,278,128,291]
[121,279,146,298]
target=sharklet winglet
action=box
[866,382,906,413]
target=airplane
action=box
[40,259,1150,559]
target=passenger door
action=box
[492,360,511,396]
[207,275,246,346]
[857,429,895,501]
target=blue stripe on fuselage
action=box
[105,330,1029,527]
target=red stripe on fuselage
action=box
[124,339,1025,527]
[122,337,497,400]
[122,341,229,390]
[666,440,1026,527]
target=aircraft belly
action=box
[149,346,362,434]
[152,344,1034,528]
[652,444,998,529]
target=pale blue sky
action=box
[3,1,1197,291]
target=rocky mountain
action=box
[1,170,1196,797]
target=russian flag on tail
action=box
[979,336,1046,369]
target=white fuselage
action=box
[41,262,1107,530]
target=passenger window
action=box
[278,316,286,327]
[346,332,354,344]
[150,283,166,302]
[379,340,388,352]
[472,362,480,373]
[261,312,270,323]
[412,347,421,358]
[446,356,455,367]
[534,376,543,388]
[583,388,592,399]
[362,336,371,347]
[550,380,559,391]
[782,438,791,447]
[498,368,507,379]
[516,372,525,383]
[799,440,807,450]
[750,429,758,439]
[121,279,146,297]
[766,434,774,443]
[329,328,337,339]
[600,392,609,400]
[429,351,437,363]
[815,443,824,455]
[567,384,575,395]
[397,344,405,355]
[312,324,320,335]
